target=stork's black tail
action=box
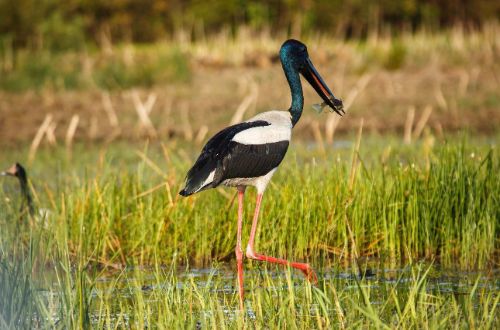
[179,187,193,197]
[178,157,217,197]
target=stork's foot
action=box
[246,247,318,285]
[296,263,318,285]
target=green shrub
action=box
[384,41,407,70]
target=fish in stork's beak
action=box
[301,57,344,116]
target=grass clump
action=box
[0,246,41,328]
[0,45,191,91]
[384,40,407,70]
[93,46,190,90]
[1,136,497,269]
[33,262,499,328]
[0,51,86,91]
[0,135,498,328]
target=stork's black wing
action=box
[217,140,289,182]
[179,120,270,196]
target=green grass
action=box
[0,45,191,91]
[3,136,496,269]
[1,22,498,92]
[0,248,41,328]
[0,135,498,328]
[34,262,496,329]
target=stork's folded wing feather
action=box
[179,120,271,196]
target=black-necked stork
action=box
[2,163,51,225]
[179,39,344,309]
[1,163,34,216]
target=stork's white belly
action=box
[222,168,277,194]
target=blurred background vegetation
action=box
[1,0,499,51]
[0,0,498,145]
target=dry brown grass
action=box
[1,24,499,148]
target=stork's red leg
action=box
[245,193,318,284]
[235,186,245,310]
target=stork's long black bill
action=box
[301,58,344,116]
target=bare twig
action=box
[413,105,433,140]
[326,73,372,144]
[65,114,80,150]
[143,93,157,115]
[130,89,158,138]
[45,121,57,146]
[135,150,168,179]
[230,94,254,125]
[435,84,448,110]
[230,79,258,125]
[101,92,119,128]
[343,73,374,111]
[135,182,169,199]
[29,114,53,164]
[404,106,415,144]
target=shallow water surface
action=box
[40,263,499,327]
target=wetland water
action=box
[40,263,499,327]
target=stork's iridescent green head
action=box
[280,39,344,125]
